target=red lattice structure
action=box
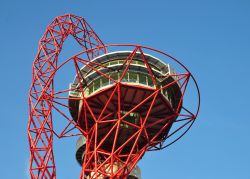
[28,14,200,179]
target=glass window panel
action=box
[121,73,129,82]
[118,60,124,64]
[152,66,160,72]
[110,73,118,80]
[139,73,147,85]
[129,72,137,83]
[89,84,93,94]
[84,87,89,96]
[137,60,144,66]
[93,79,100,91]
[131,60,137,64]
[109,60,118,66]
[101,76,109,86]
[147,76,154,87]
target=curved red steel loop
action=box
[28,14,106,179]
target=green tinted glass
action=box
[129,72,137,82]
[147,76,154,87]
[110,73,118,80]
[101,76,109,86]
[109,60,118,66]
[121,73,129,82]
[139,74,147,85]
[89,84,93,94]
[137,60,144,66]
[93,79,100,91]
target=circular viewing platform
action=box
[69,51,181,109]
[69,51,182,156]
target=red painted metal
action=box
[28,14,200,179]
[28,14,106,179]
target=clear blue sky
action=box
[0,0,250,178]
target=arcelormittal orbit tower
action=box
[28,14,200,179]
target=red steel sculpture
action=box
[28,14,200,179]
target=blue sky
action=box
[0,0,250,178]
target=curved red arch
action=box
[28,14,106,179]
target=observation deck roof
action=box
[72,51,173,85]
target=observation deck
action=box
[69,51,180,105]
[69,51,182,169]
